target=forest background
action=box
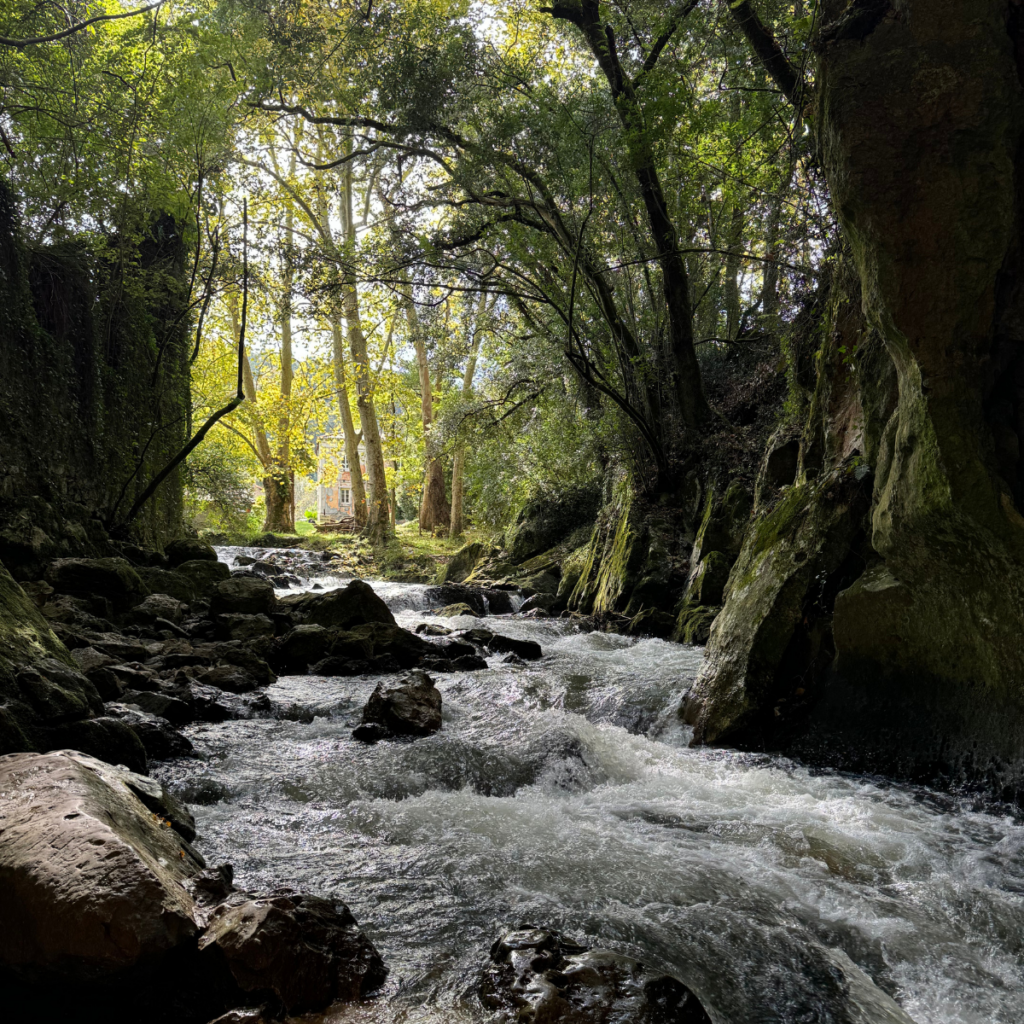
[0,0,822,552]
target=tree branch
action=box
[724,0,807,108]
[0,1,164,48]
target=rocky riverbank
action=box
[6,537,713,1022]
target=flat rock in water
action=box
[480,927,713,1024]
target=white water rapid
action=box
[155,555,1024,1023]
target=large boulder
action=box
[479,927,712,1024]
[136,566,198,604]
[197,890,387,1013]
[209,577,276,617]
[0,751,203,982]
[165,538,219,568]
[175,559,231,596]
[277,579,395,629]
[353,669,442,741]
[44,557,148,611]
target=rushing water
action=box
[155,553,1024,1024]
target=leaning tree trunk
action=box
[690,0,1024,797]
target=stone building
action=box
[316,437,366,523]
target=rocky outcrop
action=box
[479,927,712,1024]
[505,482,602,564]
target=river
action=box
[153,553,1024,1024]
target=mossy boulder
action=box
[436,602,479,618]
[164,538,218,567]
[506,482,601,565]
[438,541,485,584]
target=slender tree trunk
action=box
[407,298,450,532]
[450,294,486,537]
[341,159,392,543]
[329,319,367,523]
[724,202,744,341]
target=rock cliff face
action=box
[0,178,191,570]
[688,0,1024,798]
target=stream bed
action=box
[155,557,1024,1024]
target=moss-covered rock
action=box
[506,483,601,565]
[45,558,148,611]
[438,541,485,584]
[672,603,720,646]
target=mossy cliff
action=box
[687,0,1024,798]
[0,179,191,574]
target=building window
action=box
[340,488,351,506]
[341,455,349,472]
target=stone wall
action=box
[0,179,191,575]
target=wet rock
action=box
[185,643,275,687]
[437,602,479,618]
[194,664,262,694]
[480,927,712,1024]
[521,608,550,619]
[215,613,275,642]
[452,653,489,671]
[122,688,194,727]
[486,634,543,661]
[165,538,219,567]
[0,750,202,982]
[627,608,676,639]
[427,583,516,615]
[45,557,148,611]
[88,634,153,662]
[415,622,452,636]
[351,720,392,743]
[178,776,232,804]
[251,559,283,577]
[210,577,276,618]
[354,669,442,740]
[197,889,388,1012]
[52,715,149,775]
[277,579,396,630]
[271,624,335,674]
[520,593,557,614]
[105,703,194,761]
[132,592,187,626]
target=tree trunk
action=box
[330,319,367,524]
[694,0,1024,797]
[340,160,392,544]
[407,299,450,532]
[450,294,485,537]
[724,202,744,341]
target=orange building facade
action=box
[316,439,366,522]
